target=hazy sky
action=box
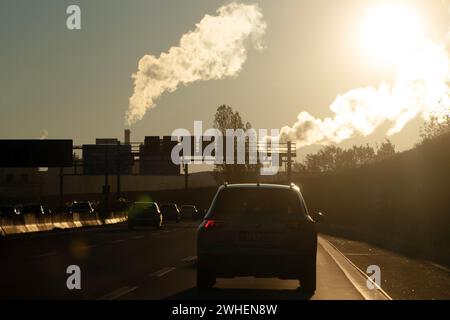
[1,0,449,156]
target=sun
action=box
[361,4,425,66]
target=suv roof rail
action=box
[290,182,297,188]
[223,181,228,187]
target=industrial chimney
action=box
[124,129,131,144]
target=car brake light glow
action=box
[204,219,216,228]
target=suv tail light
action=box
[204,219,216,228]
[201,219,225,230]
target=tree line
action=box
[211,104,450,178]
[294,140,396,173]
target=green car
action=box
[128,202,163,230]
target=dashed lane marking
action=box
[80,244,97,250]
[181,255,197,263]
[110,239,125,244]
[31,251,57,259]
[98,286,138,300]
[150,266,176,277]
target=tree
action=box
[420,114,450,142]
[212,105,254,183]
[293,161,308,173]
[303,146,343,173]
[213,105,251,133]
[295,140,395,174]
[376,139,396,160]
[351,144,376,166]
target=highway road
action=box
[0,221,432,300]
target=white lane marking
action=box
[110,239,125,244]
[77,244,98,250]
[163,230,170,233]
[98,286,138,300]
[150,266,176,277]
[31,251,57,259]
[428,262,450,273]
[152,232,161,236]
[181,255,197,263]
[343,253,381,256]
[132,235,145,240]
[319,237,392,300]
[80,244,97,250]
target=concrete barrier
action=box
[0,211,128,237]
[79,212,101,227]
[35,214,53,232]
[1,215,27,235]
[105,211,128,225]
[52,213,76,230]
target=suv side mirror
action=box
[312,211,324,223]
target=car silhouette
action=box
[68,201,95,215]
[22,204,51,215]
[160,203,181,223]
[180,205,200,220]
[0,205,21,217]
[128,202,163,230]
[197,183,320,294]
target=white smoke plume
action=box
[126,2,266,125]
[280,40,450,147]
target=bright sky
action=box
[1,0,449,156]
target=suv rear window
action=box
[181,206,196,213]
[130,203,158,215]
[209,188,305,219]
[23,205,42,214]
[0,206,16,215]
[160,205,178,213]
[72,203,91,211]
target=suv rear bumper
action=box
[197,252,315,278]
[128,217,160,226]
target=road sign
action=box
[0,140,73,167]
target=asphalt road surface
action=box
[0,221,416,300]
